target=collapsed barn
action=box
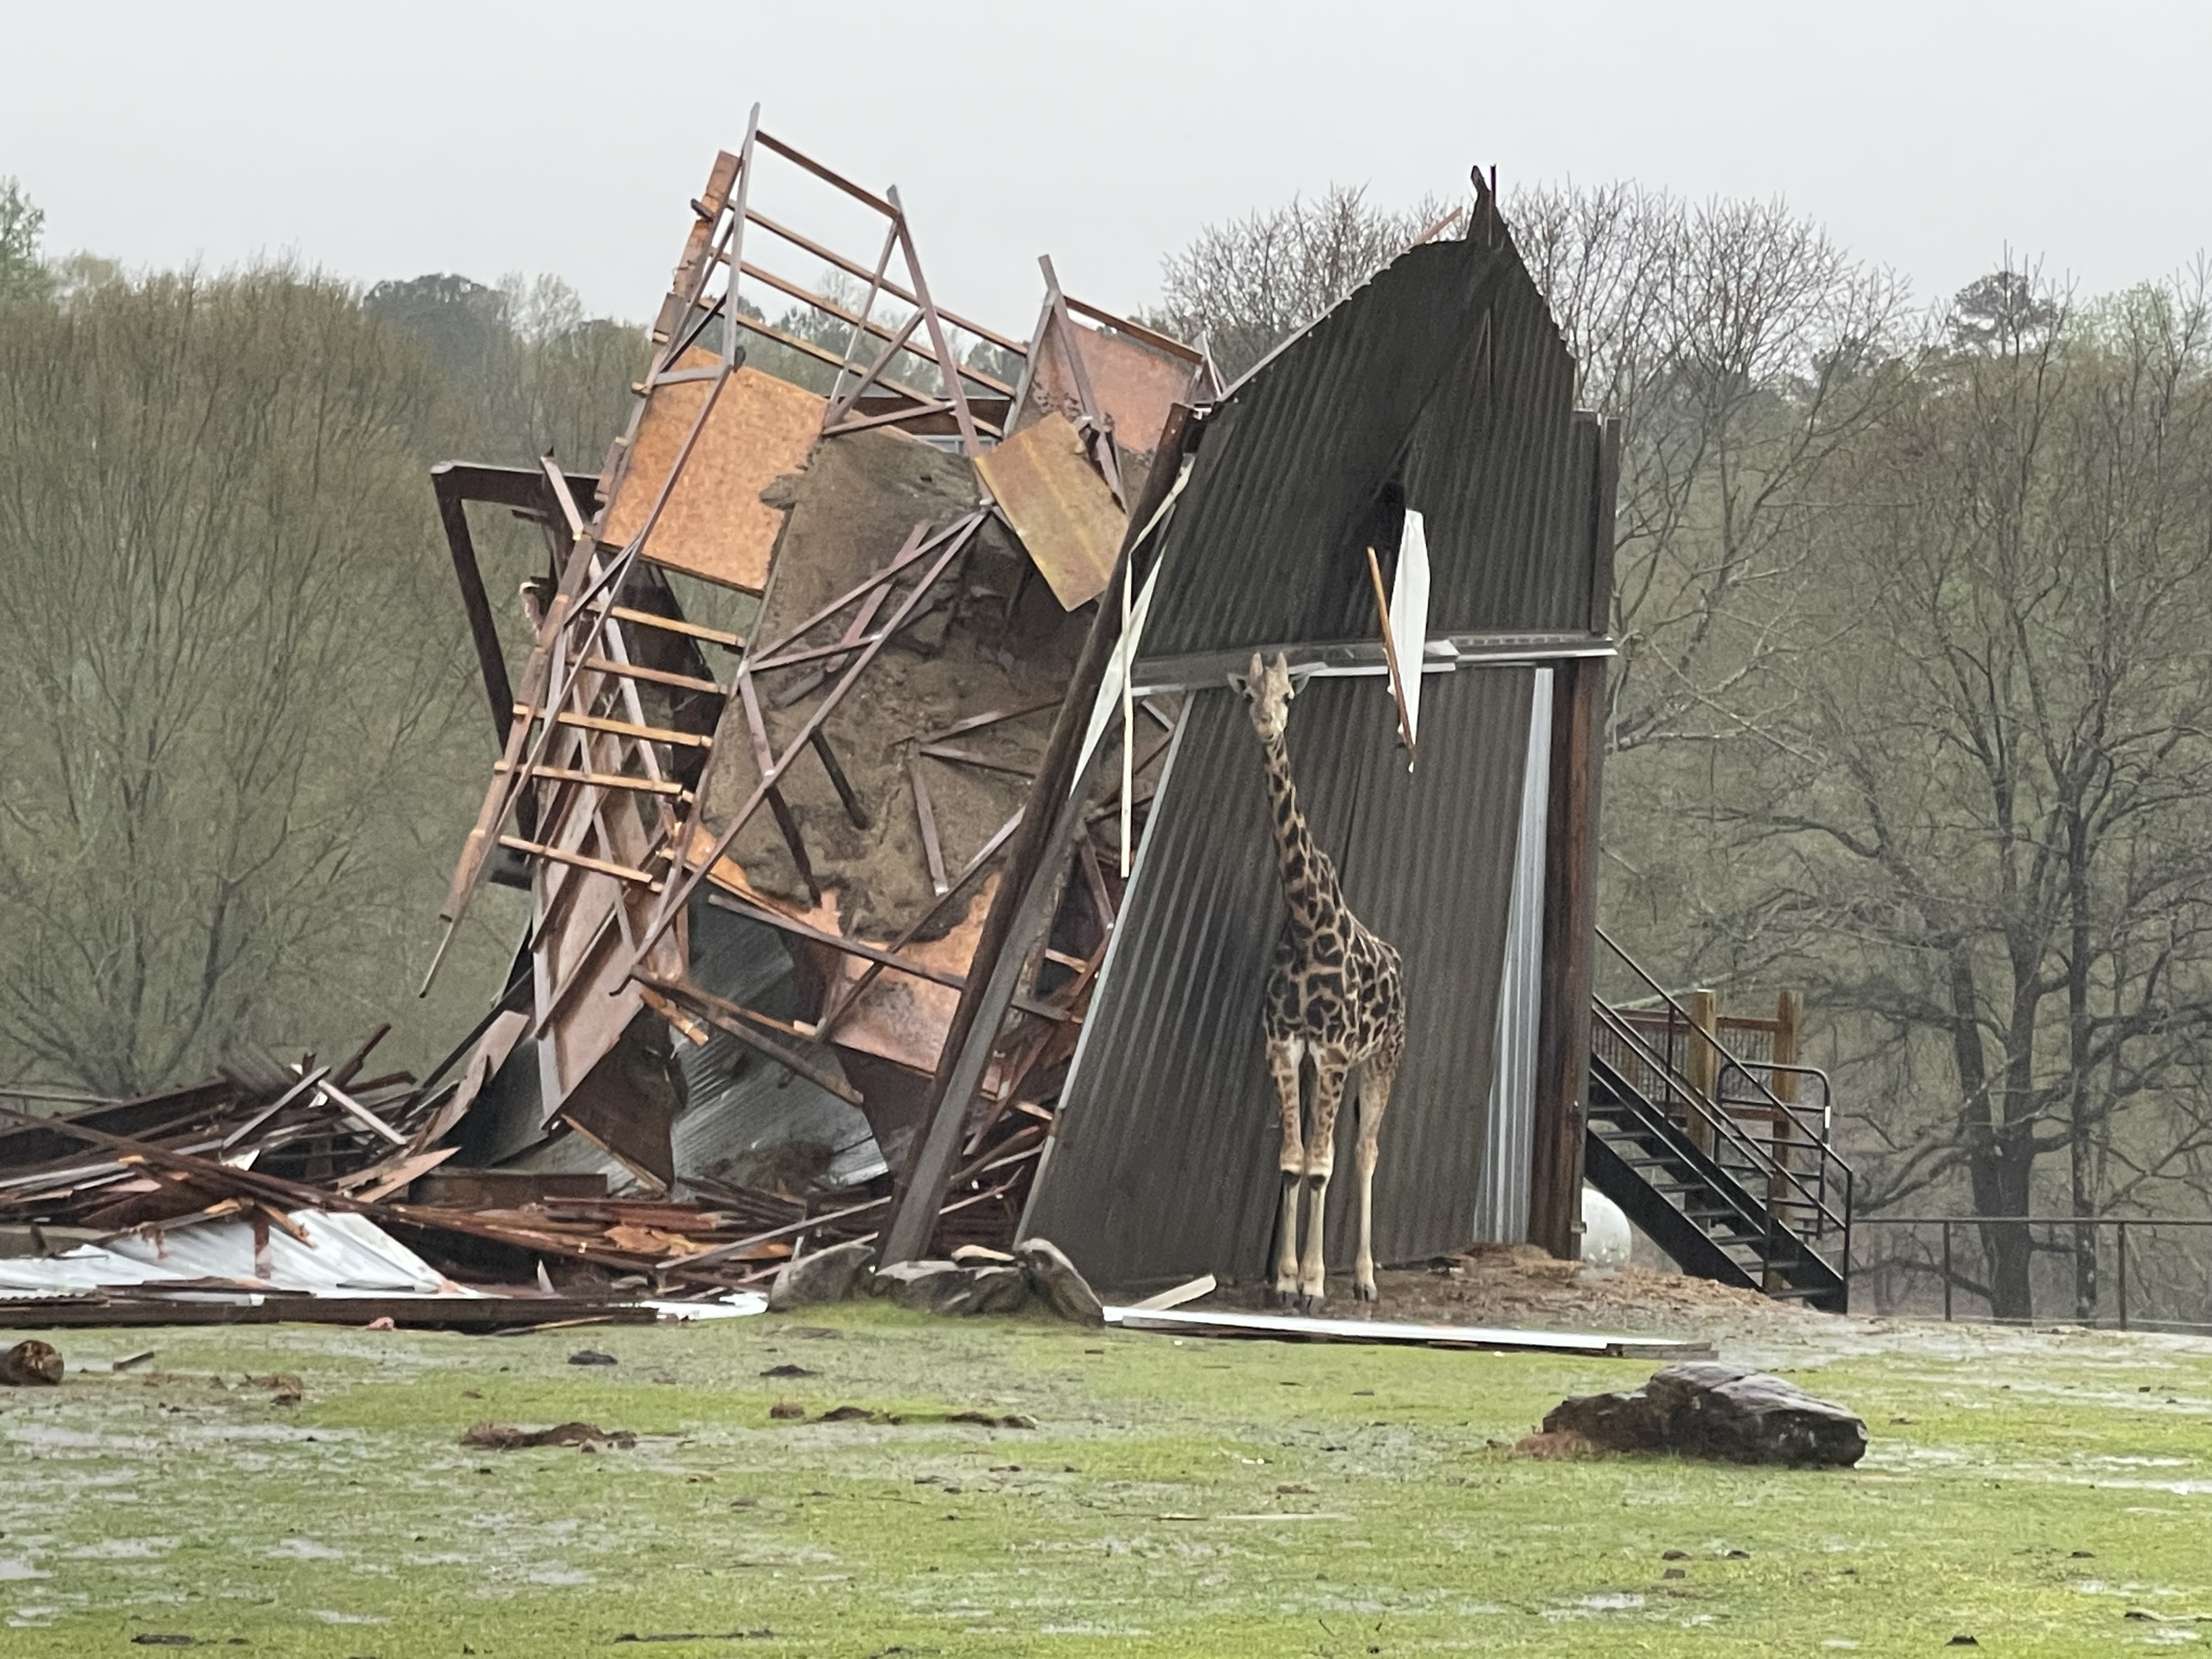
[0,114,1856,1322]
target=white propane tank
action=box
[1581,1184,1631,1270]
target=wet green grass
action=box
[3,1303,2209,1655]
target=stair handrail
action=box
[1712,1054,1836,1217]
[1592,1003,1853,1254]
[1592,928,1854,1248]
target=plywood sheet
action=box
[602,351,825,593]
[974,413,1125,611]
[1025,319,1200,458]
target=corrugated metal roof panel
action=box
[1024,665,1534,1288]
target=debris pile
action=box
[3,107,1616,1318]
[0,117,1199,1322]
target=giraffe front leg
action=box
[1266,1038,1306,1307]
[1297,1054,1349,1314]
[1352,1057,1397,1303]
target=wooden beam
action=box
[1528,656,1604,1260]
[515,706,713,750]
[493,762,690,799]
[582,656,725,697]
[498,835,662,889]
[607,606,742,651]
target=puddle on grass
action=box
[267,1539,346,1561]
[1544,1592,1647,1618]
[61,1538,175,1560]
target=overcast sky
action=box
[4,1,2208,337]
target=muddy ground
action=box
[4,1284,2209,1656]
[1205,1243,1816,1342]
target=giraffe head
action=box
[1241,651,1298,743]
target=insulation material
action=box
[602,353,826,593]
[974,411,1126,611]
[0,1209,479,1299]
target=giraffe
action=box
[1239,652,1407,1313]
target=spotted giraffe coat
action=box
[1255,727,1406,1074]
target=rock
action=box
[960,1265,1031,1315]
[1542,1362,1867,1468]
[1,1339,64,1386]
[567,1349,618,1366]
[872,1259,968,1311]
[873,1259,1030,1316]
[1014,1237,1104,1324]
[768,1240,875,1310]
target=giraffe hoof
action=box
[1298,1294,1327,1317]
[1352,1279,1378,1303]
[1272,1286,1301,1310]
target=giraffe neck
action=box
[1260,730,1339,938]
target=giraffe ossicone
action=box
[1240,651,1408,1313]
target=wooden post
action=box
[1686,989,1719,1154]
[1528,413,1617,1261]
[1773,990,1802,1103]
[1528,656,1604,1260]
[1765,989,1804,1288]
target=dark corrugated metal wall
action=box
[1407,274,1596,633]
[1138,233,1591,659]
[1025,667,1534,1288]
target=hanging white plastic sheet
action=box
[1388,509,1433,762]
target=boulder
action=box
[1543,1362,1866,1467]
[768,1240,876,1310]
[869,1259,1034,1316]
[958,1264,1031,1315]
[1014,1237,1104,1325]
[873,1259,1004,1316]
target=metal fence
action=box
[1854,1215,2212,1334]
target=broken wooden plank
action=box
[496,836,663,888]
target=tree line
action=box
[4,169,2209,1323]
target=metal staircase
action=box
[1584,930,1854,1312]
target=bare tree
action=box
[0,266,506,1096]
[1147,183,1451,380]
[1511,183,1912,759]
[1717,267,2212,1318]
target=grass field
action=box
[2,1302,2209,1655]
